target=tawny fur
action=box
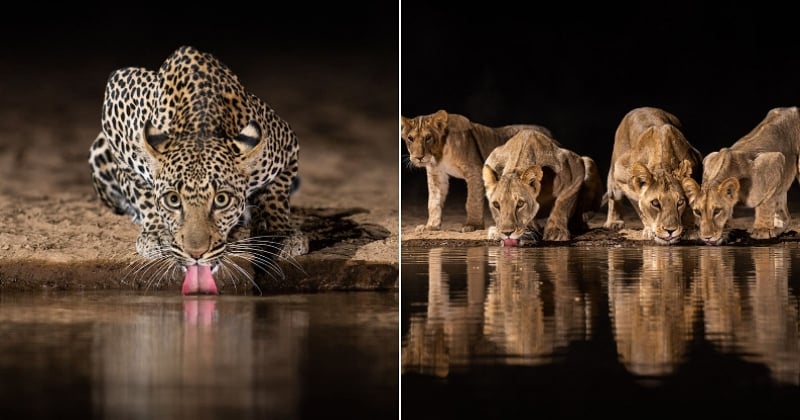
[682,106,800,244]
[483,129,603,243]
[401,110,551,233]
[604,107,703,245]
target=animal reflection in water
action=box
[403,245,800,385]
[608,246,692,378]
[402,247,592,377]
[608,245,800,384]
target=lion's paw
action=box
[487,226,501,240]
[604,220,625,231]
[415,224,440,233]
[640,227,654,240]
[750,227,778,240]
[461,223,483,233]
[544,226,571,242]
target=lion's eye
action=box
[162,191,182,210]
[424,135,432,143]
[651,200,661,209]
[492,201,500,209]
[693,209,702,217]
[516,201,525,209]
[407,135,414,142]
[713,208,721,216]
[214,192,232,209]
[677,199,685,207]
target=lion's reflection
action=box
[403,244,800,385]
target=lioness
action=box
[681,106,800,244]
[401,110,551,233]
[483,129,603,245]
[604,107,703,244]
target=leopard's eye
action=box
[213,192,232,209]
[651,199,661,209]
[162,191,182,210]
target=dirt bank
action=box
[0,49,398,293]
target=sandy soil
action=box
[0,49,398,292]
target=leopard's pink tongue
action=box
[181,265,218,295]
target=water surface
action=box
[0,290,398,419]
[402,244,800,418]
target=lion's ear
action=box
[401,116,412,136]
[483,165,499,195]
[629,162,653,194]
[681,177,700,204]
[718,177,740,202]
[431,109,449,131]
[674,159,694,179]
[520,165,543,189]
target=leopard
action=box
[401,109,551,233]
[482,128,604,245]
[88,45,308,295]
[603,107,703,245]
[682,106,800,245]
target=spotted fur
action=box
[88,46,308,286]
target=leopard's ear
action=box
[143,120,168,155]
[140,120,167,174]
[235,120,262,154]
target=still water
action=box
[0,291,398,419]
[402,244,800,418]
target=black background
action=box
[401,2,800,207]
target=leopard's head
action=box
[140,120,265,293]
[400,109,448,167]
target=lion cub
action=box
[682,107,800,244]
[401,110,550,233]
[604,107,703,244]
[483,129,603,245]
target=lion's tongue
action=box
[181,265,218,295]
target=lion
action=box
[681,106,800,245]
[401,109,551,233]
[604,107,703,244]
[482,128,603,245]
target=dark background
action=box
[401,2,800,210]
[0,4,398,131]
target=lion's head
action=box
[629,159,694,245]
[400,109,448,167]
[681,177,739,245]
[483,164,544,242]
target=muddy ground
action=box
[0,47,398,293]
